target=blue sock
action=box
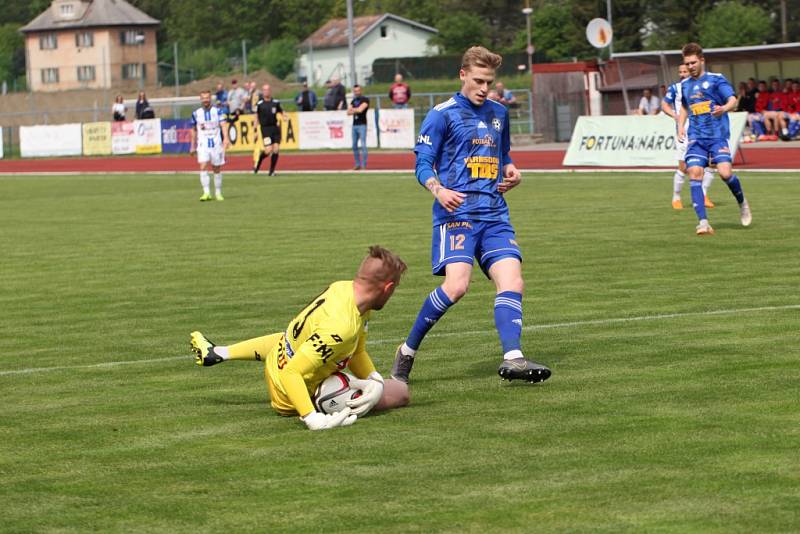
[406,287,454,350]
[494,291,523,354]
[690,180,707,220]
[724,174,745,204]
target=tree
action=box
[430,12,489,54]
[697,1,774,47]
[248,38,298,80]
[527,3,593,61]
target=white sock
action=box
[400,342,416,357]
[504,349,524,361]
[214,173,222,195]
[673,170,685,198]
[702,168,715,195]
[200,171,210,194]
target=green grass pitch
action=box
[1,170,799,532]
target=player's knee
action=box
[442,279,469,302]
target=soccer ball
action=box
[312,372,362,414]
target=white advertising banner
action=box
[298,110,377,150]
[376,108,415,148]
[111,121,135,155]
[563,112,748,166]
[20,123,83,158]
[134,118,162,154]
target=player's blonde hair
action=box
[461,46,503,72]
[357,245,407,284]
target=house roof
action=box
[611,42,800,65]
[21,0,159,33]
[300,13,437,50]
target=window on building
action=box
[120,30,144,45]
[122,63,146,80]
[60,3,74,17]
[39,34,57,50]
[41,68,59,84]
[77,65,96,81]
[380,25,388,38]
[75,31,94,47]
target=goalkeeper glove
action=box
[346,371,384,416]
[302,407,357,430]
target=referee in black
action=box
[253,84,284,176]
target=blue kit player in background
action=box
[678,43,752,235]
[391,46,552,384]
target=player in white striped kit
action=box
[190,90,230,201]
[662,64,716,210]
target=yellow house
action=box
[20,0,159,92]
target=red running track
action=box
[1,146,799,173]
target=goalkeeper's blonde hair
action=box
[357,245,407,285]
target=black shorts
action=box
[260,125,281,146]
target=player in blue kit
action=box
[677,43,752,235]
[391,46,551,384]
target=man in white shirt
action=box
[635,88,660,115]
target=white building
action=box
[297,13,438,87]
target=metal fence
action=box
[0,89,533,158]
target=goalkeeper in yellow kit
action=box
[190,246,410,430]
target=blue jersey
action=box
[663,81,681,112]
[415,92,513,225]
[680,72,736,140]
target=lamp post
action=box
[522,5,533,73]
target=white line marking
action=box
[2,304,797,378]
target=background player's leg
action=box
[212,164,223,200]
[702,167,715,208]
[672,164,685,209]
[268,144,280,176]
[199,162,211,201]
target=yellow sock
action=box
[227,333,282,361]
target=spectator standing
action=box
[227,79,248,120]
[295,81,318,111]
[495,81,516,107]
[635,88,660,115]
[348,84,370,170]
[135,91,153,119]
[112,95,126,121]
[323,76,347,110]
[389,73,411,108]
[214,82,228,106]
[246,81,258,113]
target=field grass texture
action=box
[1,171,799,532]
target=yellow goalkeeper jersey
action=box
[266,280,376,416]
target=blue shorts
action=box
[431,220,522,277]
[685,138,732,168]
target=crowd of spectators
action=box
[736,76,800,141]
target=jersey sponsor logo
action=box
[446,221,473,230]
[472,134,496,147]
[464,155,499,179]
[492,118,502,131]
[417,134,432,146]
[690,100,712,115]
[477,120,488,129]
[309,332,334,362]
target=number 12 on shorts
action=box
[449,234,465,250]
